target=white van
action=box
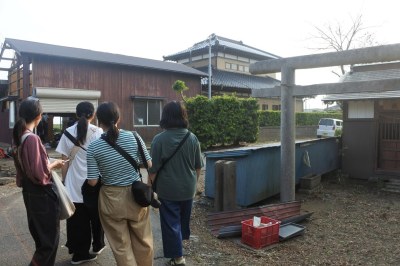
[317,118,343,138]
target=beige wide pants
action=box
[98,185,153,266]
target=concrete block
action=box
[300,174,321,189]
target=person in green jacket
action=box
[148,101,203,266]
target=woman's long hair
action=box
[96,102,120,144]
[75,101,95,145]
[13,98,43,146]
[159,101,188,129]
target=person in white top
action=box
[56,101,105,265]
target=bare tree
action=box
[310,14,378,77]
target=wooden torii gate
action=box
[250,43,400,202]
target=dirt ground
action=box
[188,171,400,266]
[2,156,400,266]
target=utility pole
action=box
[208,34,213,99]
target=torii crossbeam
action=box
[250,43,400,202]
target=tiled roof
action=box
[198,67,280,90]
[323,90,400,101]
[324,62,400,101]
[164,34,280,61]
[5,38,206,77]
[340,62,400,83]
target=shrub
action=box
[259,110,342,126]
[186,95,259,149]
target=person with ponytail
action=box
[56,101,105,264]
[86,102,153,266]
[13,97,65,266]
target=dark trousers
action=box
[88,203,105,251]
[22,179,60,266]
[159,198,193,258]
[66,203,105,255]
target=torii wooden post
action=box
[250,43,400,202]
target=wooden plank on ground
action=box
[207,201,301,236]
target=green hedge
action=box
[259,110,343,126]
[186,95,259,149]
[186,95,342,149]
[185,96,216,149]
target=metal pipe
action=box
[208,35,212,99]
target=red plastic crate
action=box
[241,216,281,249]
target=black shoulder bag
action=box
[152,131,191,191]
[64,130,86,151]
[100,133,161,208]
[67,131,102,209]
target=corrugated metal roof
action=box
[164,34,280,61]
[5,38,207,77]
[324,62,400,101]
[198,67,280,90]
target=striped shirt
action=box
[87,130,151,186]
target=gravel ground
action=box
[2,157,400,265]
[188,171,400,266]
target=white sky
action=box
[1,0,399,109]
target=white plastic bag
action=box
[52,171,75,220]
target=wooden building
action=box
[163,34,304,112]
[0,38,206,144]
[324,62,400,180]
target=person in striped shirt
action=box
[86,102,153,266]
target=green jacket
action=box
[149,128,203,201]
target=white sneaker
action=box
[92,246,106,255]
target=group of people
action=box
[13,97,203,266]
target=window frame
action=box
[131,97,164,127]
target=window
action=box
[133,99,162,126]
[262,104,268,110]
[348,100,374,118]
[225,62,231,69]
[238,65,244,72]
[272,105,281,111]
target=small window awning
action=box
[33,87,101,113]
